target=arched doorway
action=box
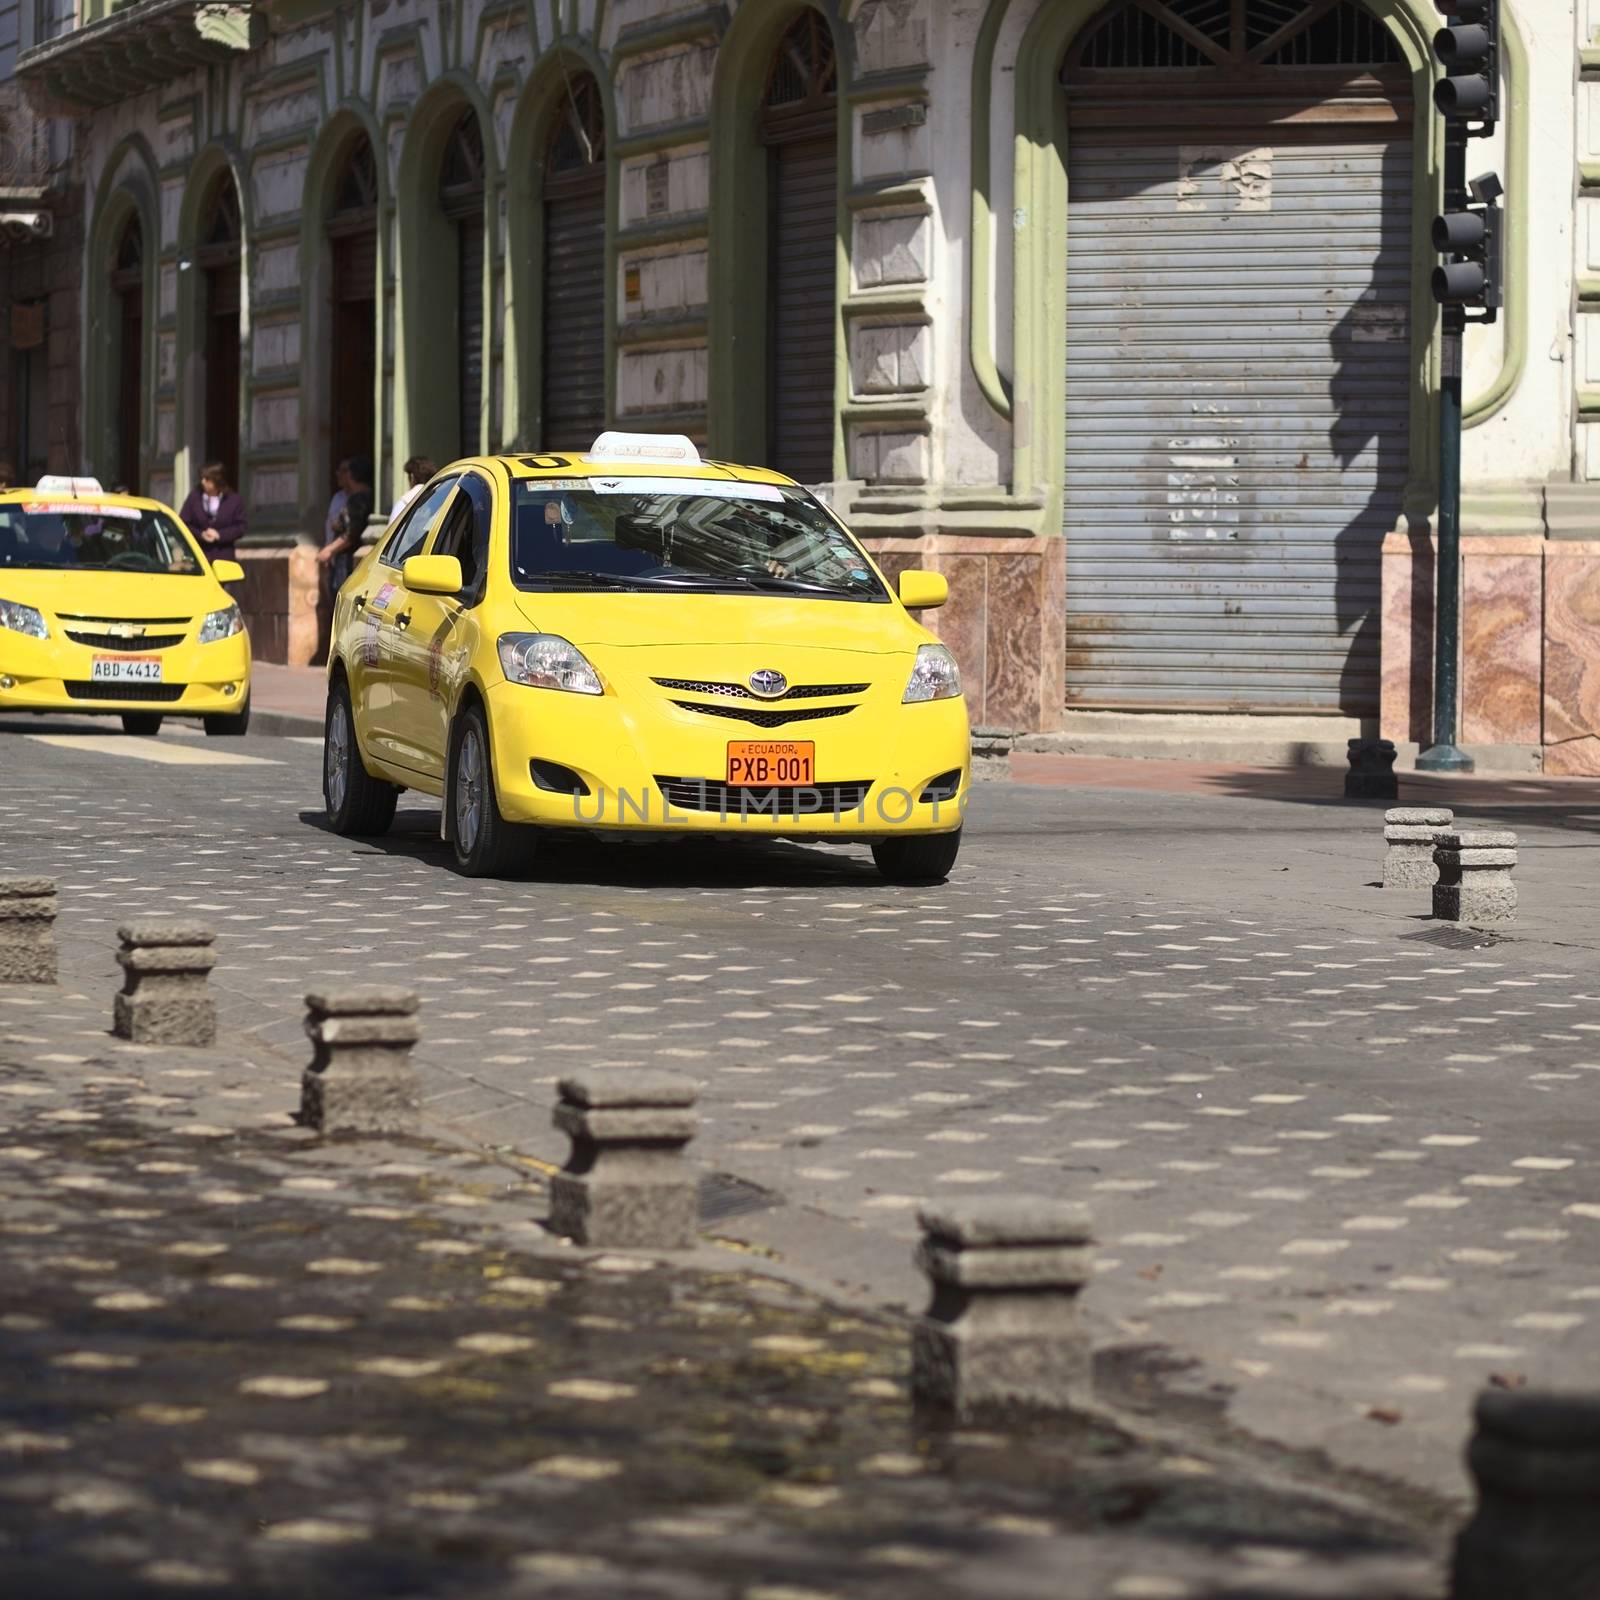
[110,215,144,492]
[540,72,607,451]
[326,136,378,484]
[196,173,242,490]
[1060,0,1410,714]
[760,11,838,484]
[439,110,486,460]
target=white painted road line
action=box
[25,735,281,767]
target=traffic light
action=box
[1433,0,1498,127]
[1432,173,1502,320]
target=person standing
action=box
[390,455,436,524]
[178,462,247,563]
[317,455,373,589]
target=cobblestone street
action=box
[3,715,1599,1595]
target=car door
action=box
[352,475,458,765]
[386,470,495,780]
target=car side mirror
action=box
[897,569,948,611]
[210,559,244,584]
[402,554,463,595]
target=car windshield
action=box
[0,502,203,575]
[510,478,886,600]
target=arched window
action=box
[326,136,378,485]
[110,215,144,493]
[760,12,838,484]
[540,72,607,451]
[195,172,242,490]
[439,110,486,459]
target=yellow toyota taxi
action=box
[0,477,252,736]
[322,433,969,881]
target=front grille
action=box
[64,630,187,650]
[656,777,874,815]
[672,700,854,729]
[63,681,187,703]
[56,614,191,625]
[652,677,869,702]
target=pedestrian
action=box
[178,462,247,562]
[0,461,15,492]
[390,455,436,523]
[317,455,373,588]
[323,459,350,552]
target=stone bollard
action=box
[1450,1389,1600,1600]
[113,923,216,1045]
[911,1196,1094,1421]
[1382,806,1454,889]
[1434,829,1517,925]
[300,989,420,1136]
[549,1069,698,1249]
[0,877,58,985]
[1345,737,1398,800]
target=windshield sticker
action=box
[586,477,785,503]
[528,479,588,491]
[22,501,142,520]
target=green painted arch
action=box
[84,134,162,491]
[504,38,619,452]
[1006,0,1461,534]
[297,104,392,525]
[708,0,853,476]
[394,70,503,487]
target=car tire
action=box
[447,703,533,878]
[323,676,398,836]
[120,712,163,736]
[871,827,962,886]
[203,698,250,738]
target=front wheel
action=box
[120,712,163,736]
[323,677,398,836]
[872,828,962,886]
[447,704,534,878]
[203,698,250,737]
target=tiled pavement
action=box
[2,716,1597,1513]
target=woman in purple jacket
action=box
[178,461,247,563]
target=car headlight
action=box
[902,643,961,703]
[497,633,604,695]
[0,597,48,639]
[198,602,243,644]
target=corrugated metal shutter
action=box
[769,136,836,484]
[1063,135,1411,713]
[457,220,485,458]
[542,174,606,452]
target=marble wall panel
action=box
[1461,546,1542,746]
[1380,529,1433,745]
[1543,547,1600,771]
[928,554,987,721]
[985,554,1046,730]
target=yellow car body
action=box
[0,479,251,730]
[324,437,970,878]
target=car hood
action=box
[1,568,222,619]
[510,591,926,655]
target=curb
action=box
[251,707,323,738]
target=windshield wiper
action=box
[640,572,869,598]
[515,570,650,589]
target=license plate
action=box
[91,656,163,683]
[726,741,814,786]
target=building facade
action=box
[14,0,1600,764]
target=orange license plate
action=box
[726,741,814,785]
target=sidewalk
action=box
[250,662,325,737]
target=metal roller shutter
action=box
[1063,135,1411,713]
[769,136,836,484]
[542,174,606,452]
[457,220,485,458]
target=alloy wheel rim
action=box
[457,727,484,853]
[327,701,349,811]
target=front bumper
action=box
[483,678,969,836]
[0,631,251,717]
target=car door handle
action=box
[394,610,413,630]
[352,594,366,611]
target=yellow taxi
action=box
[323,433,969,881]
[0,477,251,736]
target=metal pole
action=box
[1417,121,1475,774]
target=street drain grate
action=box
[1402,925,1503,950]
[697,1172,783,1225]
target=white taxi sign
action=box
[34,474,105,496]
[587,431,702,467]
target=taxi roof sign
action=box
[34,474,104,496]
[587,431,702,467]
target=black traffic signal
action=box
[1433,0,1498,126]
[1432,172,1503,319]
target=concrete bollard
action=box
[1450,1389,1600,1600]
[911,1196,1094,1421]
[549,1069,698,1249]
[1345,738,1398,800]
[1434,830,1517,925]
[113,923,216,1045]
[0,877,57,985]
[1382,807,1454,889]
[300,988,420,1136]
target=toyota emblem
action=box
[748,669,788,699]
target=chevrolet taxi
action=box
[0,477,251,735]
[322,433,970,881]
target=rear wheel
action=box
[120,712,163,736]
[448,703,534,878]
[323,676,398,836]
[872,827,962,885]
[203,698,250,737]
